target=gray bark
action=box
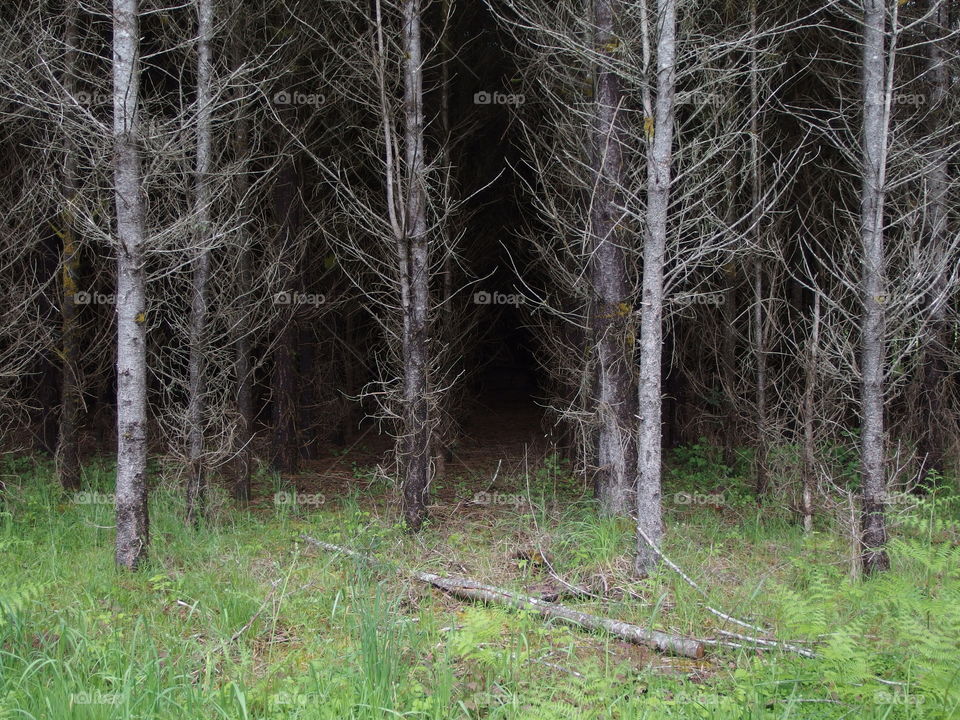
[400,0,431,531]
[58,0,81,492]
[858,0,890,575]
[635,0,675,576]
[749,0,769,499]
[802,291,820,532]
[185,0,213,524]
[917,0,951,489]
[591,0,637,517]
[753,262,769,497]
[113,0,149,570]
[232,21,253,502]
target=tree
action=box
[590,0,638,517]
[857,0,892,575]
[396,0,432,529]
[185,0,215,524]
[634,0,676,576]
[57,0,82,492]
[112,0,149,570]
[915,0,956,490]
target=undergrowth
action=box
[0,451,957,718]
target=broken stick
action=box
[300,535,704,659]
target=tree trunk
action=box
[113,0,149,570]
[801,290,820,532]
[270,159,300,475]
[753,262,769,497]
[185,0,213,525]
[58,0,81,492]
[916,0,951,490]
[400,0,431,531]
[591,0,637,517]
[858,0,890,575]
[231,9,252,502]
[635,0,675,577]
[721,264,737,472]
[749,0,769,500]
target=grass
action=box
[0,449,958,719]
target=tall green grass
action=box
[0,453,957,719]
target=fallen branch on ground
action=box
[300,535,705,659]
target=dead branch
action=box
[300,535,705,659]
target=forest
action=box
[0,0,958,717]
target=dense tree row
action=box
[0,0,956,575]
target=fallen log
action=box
[300,535,704,659]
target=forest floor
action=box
[1,414,959,719]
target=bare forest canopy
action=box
[0,0,957,583]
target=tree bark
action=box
[753,262,769,497]
[231,7,253,502]
[749,0,769,500]
[270,159,301,475]
[721,264,737,472]
[591,0,637,517]
[801,290,820,532]
[635,0,675,577]
[916,0,951,490]
[400,0,431,531]
[185,0,213,525]
[58,0,81,492]
[113,0,149,570]
[858,0,890,575]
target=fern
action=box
[0,582,40,628]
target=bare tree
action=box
[590,0,638,517]
[112,0,149,569]
[857,0,893,575]
[633,0,676,576]
[58,0,82,492]
[915,0,956,489]
[185,0,214,524]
